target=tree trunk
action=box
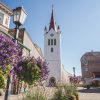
[4,75,10,100]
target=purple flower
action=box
[10,69,14,74]
[2,64,6,70]
[18,66,22,71]
[0,33,22,75]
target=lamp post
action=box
[73,67,76,85]
[73,67,75,77]
[4,6,27,100]
[13,6,27,43]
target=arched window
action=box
[48,39,50,45]
[54,39,56,45]
[51,47,53,52]
[51,39,53,45]
[49,77,56,87]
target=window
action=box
[85,67,88,72]
[54,39,56,45]
[5,17,9,26]
[51,47,53,52]
[48,39,50,45]
[51,39,53,45]
[0,12,4,24]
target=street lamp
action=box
[73,67,76,86]
[13,6,27,42]
[13,6,27,93]
[73,67,75,77]
[4,6,27,100]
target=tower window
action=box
[51,39,53,45]
[48,39,50,45]
[51,47,53,52]
[54,39,56,45]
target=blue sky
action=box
[3,0,100,75]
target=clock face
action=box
[50,33,54,37]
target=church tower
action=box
[44,7,62,86]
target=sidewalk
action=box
[0,94,25,100]
[78,87,100,100]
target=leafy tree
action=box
[15,57,49,85]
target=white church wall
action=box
[44,29,61,61]
[44,28,62,85]
[47,61,62,83]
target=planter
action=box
[76,94,79,100]
[69,95,76,100]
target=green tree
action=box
[15,57,49,85]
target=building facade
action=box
[0,1,12,32]
[81,51,100,84]
[9,28,44,60]
[0,1,43,61]
[44,8,72,86]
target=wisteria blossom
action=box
[0,33,22,75]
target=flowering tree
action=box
[0,34,22,73]
[15,57,49,85]
[70,76,82,84]
[0,33,22,100]
[37,58,49,81]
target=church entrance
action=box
[49,77,56,87]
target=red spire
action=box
[49,6,57,31]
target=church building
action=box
[44,7,72,86]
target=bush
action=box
[52,87,65,100]
[52,85,78,100]
[64,85,78,96]
[22,86,46,100]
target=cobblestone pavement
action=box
[78,87,100,100]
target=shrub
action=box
[52,87,64,100]
[64,85,78,96]
[22,86,46,100]
[52,85,78,100]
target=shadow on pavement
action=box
[78,88,100,93]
